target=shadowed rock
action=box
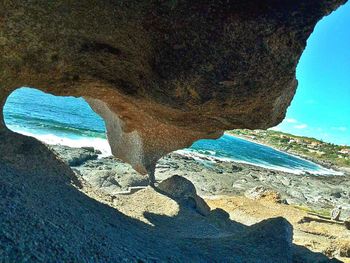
[0,2,349,261]
[157,175,211,216]
[1,130,334,262]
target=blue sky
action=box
[272,2,350,146]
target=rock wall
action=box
[0,0,347,177]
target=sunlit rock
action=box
[0,0,347,179]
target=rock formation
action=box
[0,0,347,180]
[1,131,299,262]
[1,2,349,261]
[157,175,211,216]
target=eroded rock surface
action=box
[50,145,350,217]
[157,175,211,216]
[0,0,347,177]
[0,131,298,262]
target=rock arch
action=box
[0,0,347,181]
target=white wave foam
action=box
[175,149,343,176]
[7,125,344,176]
[9,127,112,157]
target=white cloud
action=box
[269,126,281,131]
[285,118,298,123]
[294,124,308,129]
[331,127,347,132]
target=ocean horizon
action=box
[3,87,342,176]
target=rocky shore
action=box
[2,131,348,262]
[227,130,350,174]
[45,143,350,262]
[49,144,350,218]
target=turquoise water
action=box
[3,88,341,175]
[4,88,106,139]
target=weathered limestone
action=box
[0,0,347,179]
[86,98,219,183]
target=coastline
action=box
[224,131,345,174]
[11,125,342,176]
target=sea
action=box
[3,87,342,176]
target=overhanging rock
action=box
[0,0,347,178]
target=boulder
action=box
[248,217,293,262]
[232,164,243,172]
[49,145,98,166]
[325,239,350,259]
[245,185,282,203]
[157,175,210,216]
[345,219,350,230]
[338,240,350,258]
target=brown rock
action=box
[345,219,350,230]
[338,240,350,257]
[325,239,350,258]
[245,185,282,203]
[0,1,347,179]
[157,175,210,216]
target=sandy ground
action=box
[77,177,350,262]
[47,143,350,262]
[205,195,350,263]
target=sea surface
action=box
[3,87,342,175]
